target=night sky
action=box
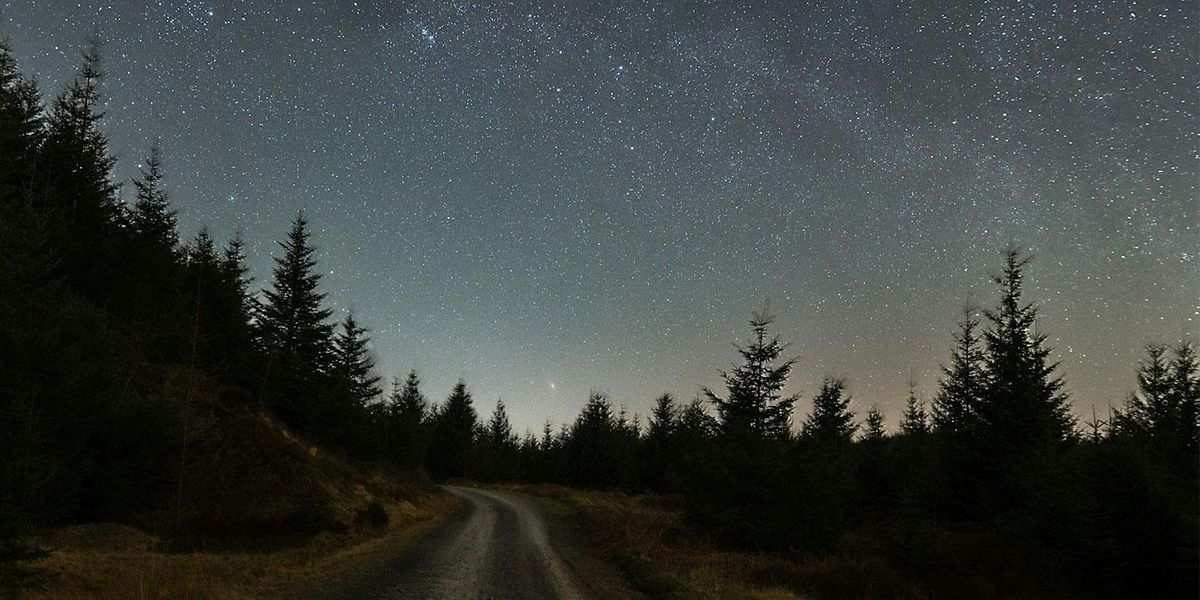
[5,1,1196,432]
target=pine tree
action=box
[566,392,621,488]
[220,232,252,303]
[185,228,220,288]
[0,39,43,206]
[802,377,856,444]
[485,400,515,448]
[862,405,886,441]
[128,144,178,257]
[218,232,256,353]
[258,212,335,425]
[393,371,428,425]
[118,145,185,361]
[481,399,518,481]
[1168,342,1199,453]
[977,248,1074,450]
[932,307,985,434]
[647,393,677,442]
[331,312,382,409]
[184,226,220,288]
[704,310,799,443]
[1114,344,1172,438]
[642,393,678,490]
[900,380,930,435]
[1117,342,1200,457]
[427,380,478,478]
[36,35,122,301]
[386,371,429,469]
[0,44,50,573]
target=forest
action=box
[1,37,1197,599]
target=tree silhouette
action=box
[427,381,478,478]
[331,312,382,409]
[129,144,179,257]
[932,307,984,434]
[802,377,856,444]
[642,393,678,490]
[1116,342,1200,459]
[565,392,622,488]
[0,39,43,207]
[705,310,798,443]
[1167,342,1199,454]
[977,248,1074,451]
[257,212,335,427]
[36,36,122,302]
[900,380,930,435]
[387,371,429,469]
[481,400,518,481]
[862,405,886,441]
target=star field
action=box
[4,1,1196,431]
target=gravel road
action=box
[339,486,640,600]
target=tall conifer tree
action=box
[258,212,335,425]
[427,381,478,478]
[129,144,178,257]
[862,405,886,441]
[977,248,1074,450]
[0,39,43,206]
[932,308,985,434]
[331,312,382,409]
[801,377,856,444]
[37,36,122,301]
[704,311,798,443]
[900,380,930,435]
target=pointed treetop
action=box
[802,376,856,444]
[862,405,886,441]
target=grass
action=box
[503,484,810,599]
[504,484,1047,600]
[20,491,459,600]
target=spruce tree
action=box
[802,377,856,444]
[1168,342,1199,453]
[647,393,678,442]
[485,400,515,448]
[643,393,678,490]
[704,311,799,443]
[900,380,930,435]
[932,308,985,434]
[977,248,1074,450]
[37,36,122,301]
[1117,342,1200,457]
[862,405,886,441]
[331,312,382,410]
[0,39,43,206]
[119,145,184,361]
[218,233,256,349]
[386,371,429,469]
[1114,344,1172,439]
[566,392,621,488]
[427,380,478,478]
[258,212,335,425]
[128,144,179,257]
[482,400,518,481]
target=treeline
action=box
[1,36,1196,598]
[384,250,1198,597]
[0,36,445,585]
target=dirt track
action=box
[338,486,642,600]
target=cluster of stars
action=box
[2,0,1194,430]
